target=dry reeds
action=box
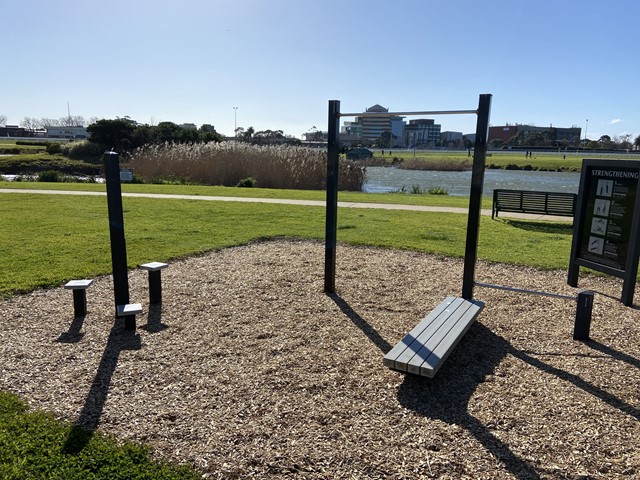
[397,158,471,171]
[128,142,365,191]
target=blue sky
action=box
[3,0,638,141]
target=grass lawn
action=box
[0,391,198,479]
[0,191,569,298]
[374,150,640,171]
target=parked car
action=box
[346,147,373,160]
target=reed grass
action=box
[129,142,365,191]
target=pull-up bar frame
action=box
[324,94,492,295]
[338,109,478,117]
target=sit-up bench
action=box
[383,297,484,378]
[139,262,169,304]
[64,279,94,317]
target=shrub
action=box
[37,170,62,182]
[60,140,106,162]
[45,143,62,154]
[427,186,449,195]
[236,176,256,187]
[129,142,365,191]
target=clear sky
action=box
[2,0,638,141]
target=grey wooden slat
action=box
[404,300,471,375]
[391,298,465,372]
[383,297,484,378]
[382,297,456,370]
[420,300,484,377]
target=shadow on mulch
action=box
[330,292,638,480]
[62,318,142,454]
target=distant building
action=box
[346,104,405,144]
[489,124,581,146]
[441,131,463,147]
[46,126,87,139]
[180,123,198,130]
[404,119,441,147]
[0,126,29,137]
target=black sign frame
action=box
[568,159,640,306]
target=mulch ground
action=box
[0,240,638,479]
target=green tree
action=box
[86,118,137,152]
[634,135,640,150]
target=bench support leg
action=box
[148,271,162,304]
[573,290,594,341]
[72,290,87,317]
[124,315,136,331]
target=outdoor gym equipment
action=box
[323,94,594,378]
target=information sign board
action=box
[568,159,640,306]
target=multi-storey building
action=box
[404,119,441,147]
[489,124,581,145]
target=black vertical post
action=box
[573,290,594,340]
[462,94,492,300]
[72,290,87,318]
[324,100,341,293]
[149,270,162,304]
[103,151,135,330]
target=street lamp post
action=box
[233,107,238,137]
[585,118,588,145]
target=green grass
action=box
[0,154,100,176]
[376,150,640,171]
[0,191,566,298]
[0,391,198,479]
[0,180,482,209]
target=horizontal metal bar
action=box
[338,109,478,118]
[474,281,576,301]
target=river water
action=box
[363,166,580,196]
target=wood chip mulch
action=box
[0,240,638,479]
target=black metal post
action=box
[72,290,87,318]
[149,270,162,304]
[573,290,594,340]
[103,151,135,330]
[462,94,492,300]
[324,100,340,293]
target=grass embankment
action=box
[373,150,639,171]
[0,391,198,479]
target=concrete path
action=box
[0,188,573,222]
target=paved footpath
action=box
[0,188,572,222]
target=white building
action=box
[46,126,88,139]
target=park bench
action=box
[492,189,577,219]
[383,297,484,378]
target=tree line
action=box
[85,118,224,153]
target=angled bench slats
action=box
[383,297,484,378]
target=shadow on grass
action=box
[501,218,574,235]
[63,318,141,454]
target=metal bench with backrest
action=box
[492,189,577,219]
